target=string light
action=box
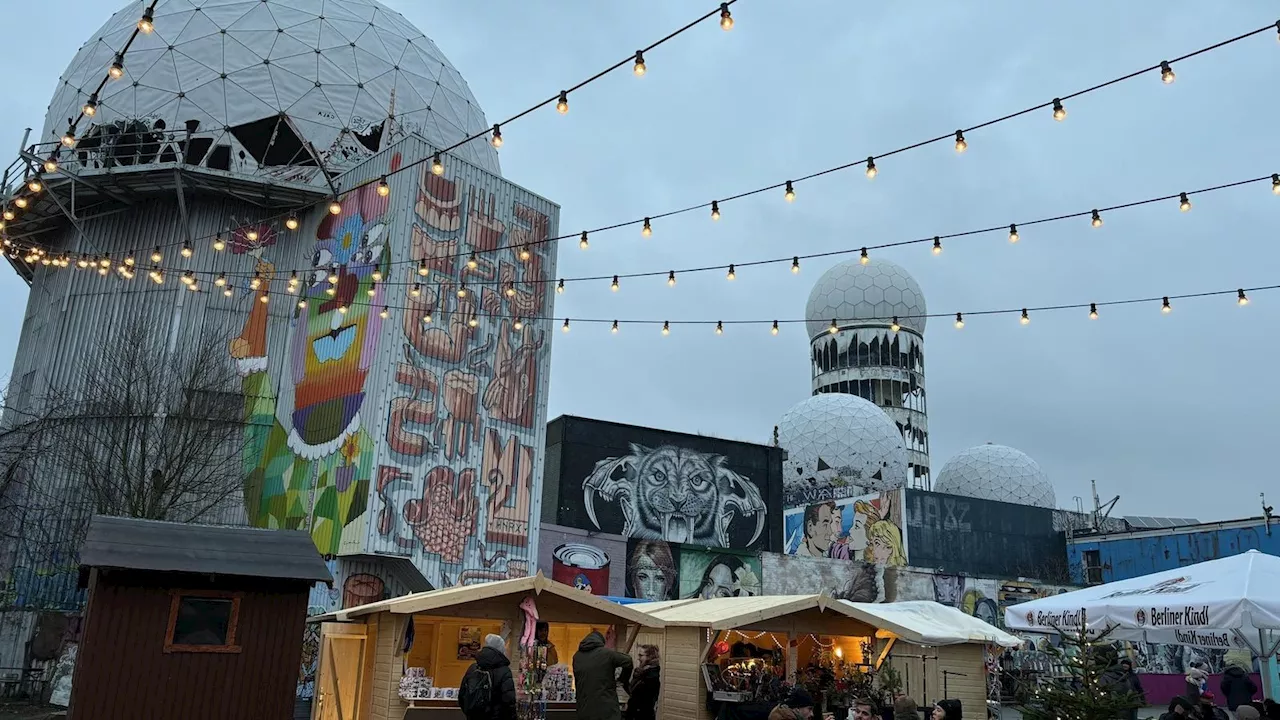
[1091,210,1103,228]
[719,2,734,30]
[955,312,965,329]
[520,244,533,259]
[1020,308,1031,325]
[250,274,262,290]
[513,318,524,330]
[367,281,377,297]
[726,264,736,280]
[611,320,619,334]
[504,283,516,297]
[61,127,76,148]
[641,217,652,237]
[215,272,227,287]
[377,177,391,197]
[181,241,193,258]
[954,130,967,153]
[865,157,877,179]
[890,317,900,333]
[285,214,299,231]
[27,177,43,194]
[410,283,421,298]
[715,321,724,335]
[138,8,155,34]
[791,256,800,274]
[1179,192,1192,212]
[784,181,795,203]
[457,283,468,298]
[431,154,444,176]
[611,275,620,292]
[490,125,503,148]
[771,320,779,336]
[932,237,943,255]
[150,247,162,263]
[123,253,135,267]
[328,199,342,215]
[1052,98,1067,121]
[557,279,565,294]
[1161,297,1172,314]
[579,232,589,250]
[711,201,721,221]
[859,248,869,265]
[148,267,164,284]
[1271,174,1279,195]
[43,156,58,174]
[468,252,479,269]
[468,316,479,328]
[327,269,339,285]
[1160,60,1175,84]
[379,306,389,319]
[421,312,432,324]
[668,271,676,287]
[181,270,195,286]
[418,259,430,277]
[828,319,838,334]
[562,318,571,333]
[13,197,28,210]
[2,209,14,222]
[1237,288,1249,306]
[633,51,646,76]
[1008,224,1019,243]
[109,54,125,80]
[82,94,99,117]
[337,303,348,315]
[1089,303,1099,320]
[212,233,226,251]
[76,257,89,269]
[556,91,569,115]
[662,321,670,336]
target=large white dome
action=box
[777,394,907,499]
[43,0,500,180]
[805,257,927,338]
[933,444,1056,508]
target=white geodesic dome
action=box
[933,444,1056,508]
[777,393,908,497]
[805,257,927,338]
[43,0,500,180]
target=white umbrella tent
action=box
[1004,550,1280,696]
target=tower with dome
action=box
[1,0,558,625]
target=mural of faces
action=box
[682,553,762,599]
[627,541,679,601]
[786,490,906,567]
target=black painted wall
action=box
[904,489,1068,580]
[542,415,784,552]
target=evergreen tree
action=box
[1019,614,1141,720]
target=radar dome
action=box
[44,0,500,180]
[933,444,1056,508]
[777,394,908,497]
[805,257,927,338]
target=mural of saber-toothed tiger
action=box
[582,444,767,547]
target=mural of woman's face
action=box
[869,535,892,564]
[849,511,870,552]
[701,563,736,598]
[633,554,669,601]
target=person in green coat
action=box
[572,631,634,720]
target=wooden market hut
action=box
[311,572,664,720]
[68,515,333,720]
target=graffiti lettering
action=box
[387,363,438,457]
[907,494,971,532]
[375,466,417,553]
[438,370,480,460]
[404,466,478,564]
[482,430,535,548]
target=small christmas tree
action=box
[1018,612,1141,720]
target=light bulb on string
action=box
[711,201,721,221]
[932,237,943,255]
[328,199,342,215]
[467,316,478,328]
[431,154,444,176]
[662,321,670,336]
[337,304,349,315]
[457,283,468,299]
[376,176,390,197]
[1161,297,1172,314]
[225,286,234,298]
[467,252,479,269]
[2,209,14,222]
[417,259,430,277]
[1052,98,1067,121]
[61,127,76,148]
[13,197,28,210]
[726,264,736,281]
[520,244,532,260]
[123,253,135,267]
[890,317,901,333]
[410,283,422,298]
[556,91,569,115]
[76,257,89,269]
[367,282,377,297]
[1008,224,1019,243]
[327,270,339,285]
[611,320,620,334]
[1238,288,1249,306]
[212,233,226,251]
[1160,61,1175,84]
[641,217,652,237]
[954,312,964,329]
[181,241,193,258]
[109,54,125,79]
[504,284,516,298]
[1179,192,1192,212]
[860,248,869,265]
[791,257,800,274]
[579,232,589,250]
[83,93,99,117]
[181,270,195,286]
[1091,210,1103,228]
[1020,308,1031,325]
[865,157,877,179]
[611,275,620,292]
[719,3,733,30]
[828,319,838,335]
[1089,303,1099,320]
[27,177,43,194]
[325,286,336,297]
[556,279,565,294]
[954,130,967,153]
[149,267,164,284]
[633,50,646,76]
[138,9,154,33]
[422,312,433,324]
[1271,174,1279,195]
[771,320,779,336]
[43,156,59,174]
[150,247,162,263]
[562,318,570,333]
[250,274,262,290]
[667,271,676,287]
[513,318,524,330]
[490,124,503,148]
[715,321,724,335]
[379,306,389,320]
[784,181,795,203]
[215,272,227,287]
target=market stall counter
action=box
[310,572,664,720]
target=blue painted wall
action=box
[1067,520,1277,584]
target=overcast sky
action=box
[2,1,1277,523]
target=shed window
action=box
[164,592,242,653]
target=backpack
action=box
[459,665,493,718]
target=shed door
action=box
[315,623,367,720]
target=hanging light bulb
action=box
[124,253,135,267]
[109,53,125,79]
[418,258,430,277]
[367,281,377,297]
[612,320,620,334]
[791,256,800,274]
[246,227,260,242]
[457,283,468,298]
[1273,174,1280,195]
[62,127,77,148]
[490,124,503,148]
[150,247,163,263]
[711,201,721,221]
[611,275,619,292]
[1161,297,1172,314]
[377,306,389,320]
[410,283,422,298]
[865,157,877,179]
[715,321,724,335]
[467,252,479,269]
[579,232,589,250]
[932,237,943,255]
[467,316,479,328]
[13,197,28,209]
[667,271,676,287]
[719,2,734,30]
[633,50,646,76]
[556,91,569,115]
[954,312,964,329]
[180,270,194,286]
[1237,288,1249,306]
[860,248,869,265]
[828,319,838,335]
[954,130,967,153]
[505,283,516,297]
[327,268,339,285]
[97,263,110,277]
[1020,308,1031,325]
[890,317,900,333]
[76,257,89,269]
[181,241,193,258]
[324,285,336,297]
[149,267,164,284]
[1008,224,1020,243]
[376,176,390,197]
[562,318,570,333]
[27,177,43,194]
[1091,209,1103,228]
[43,156,59,174]
[214,272,227,287]
[520,244,532,260]
[1089,303,1099,320]
[726,264,736,280]
[98,255,110,269]
[82,93,100,117]
[212,233,226,251]
[662,321,670,336]
[513,317,524,330]
[138,9,155,33]
[250,274,262,290]
[1052,98,1066,121]
[1160,60,1175,84]
[1179,192,1192,212]
[337,304,348,315]
[556,279,565,294]
[422,312,433,324]
[2,209,14,222]
[328,199,342,215]
[784,181,795,203]
[771,320,779,336]
[431,154,444,176]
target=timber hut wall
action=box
[369,612,409,720]
[890,641,986,720]
[68,570,309,720]
[659,626,711,720]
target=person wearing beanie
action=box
[769,687,816,720]
[459,634,517,720]
[931,699,962,720]
[1219,660,1258,711]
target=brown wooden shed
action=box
[68,515,333,720]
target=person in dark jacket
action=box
[1219,663,1258,711]
[931,699,962,720]
[624,644,660,720]
[1198,692,1229,720]
[460,634,517,720]
[573,630,634,720]
[1159,696,1194,720]
[1118,659,1147,720]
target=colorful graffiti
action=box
[536,524,627,597]
[784,489,907,569]
[679,549,762,599]
[625,540,681,601]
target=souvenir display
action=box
[397,667,433,700]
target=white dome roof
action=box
[805,257,927,338]
[44,0,500,179]
[933,444,1056,508]
[777,394,907,497]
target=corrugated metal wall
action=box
[1066,521,1276,584]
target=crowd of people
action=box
[1156,658,1279,720]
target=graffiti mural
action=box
[626,540,681,602]
[784,489,907,576]
[761,552,885,603]
[536,524,627,597]
[679,548,762,599]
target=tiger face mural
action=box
[582,444,767,548]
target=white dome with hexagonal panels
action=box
[933,444,1056,508]
[777,393,908,500]
[805,257,927,339]
[42,0,500,184]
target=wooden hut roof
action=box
[78,515,333,584]
[637,594,878,636]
